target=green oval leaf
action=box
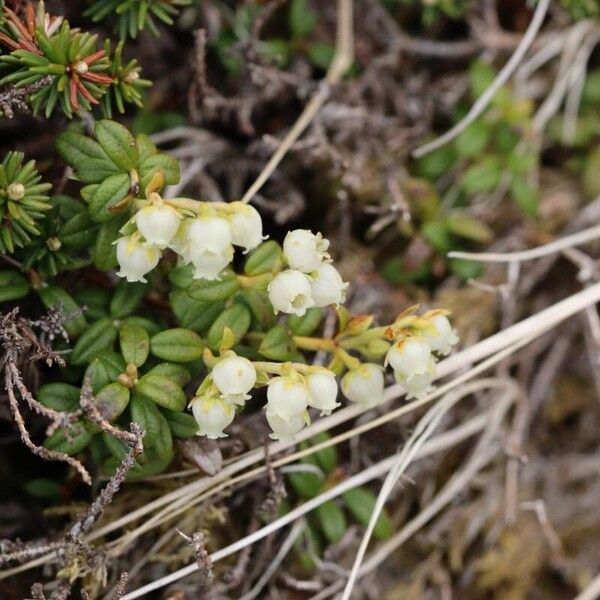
[187,270,240,302]
[84,350,126,394]
[129,394,163,448]
[58,211,98,248]
[135,373,187,411]
[147,362,191,387]
[0,270,30,303]
[162,408,198,438]
[109,280,147,318]
[244,240,283,276]
[288,307,324,336]
[119,322,150,367]
[95,120,139,172]
[259,324,294,361]
[71,318,118,365]
[150,328,204,363]
[38,383,80,412]
[93,382,130,422]
[89,173,131,222]
[316,500,347,543]
[207,303,251,351]
[342,487,393,541]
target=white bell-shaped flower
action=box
[306,370,340,416]
[385,337,432,379]
[266,410,306,442]
[266,376,310,422]
[283,229,330,273]
[187,215,232,253]
[192,396,235,439]
[424,314,458,355]
[189,246,234,280]
[395,368,435,400]
[212,355,256,404]
[116,236,160,283]
[228,202,264,251]
[135,203,181,248]
[267,269,315,316]
[310,263,348,307]
[341,363,385,407]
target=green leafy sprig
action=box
[0,151,52,254]
[84,0,192,40]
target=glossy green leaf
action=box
[38,383,81,412]
[84,350,126,393]
[71,317,118,365]
[0,270,30,303]
[147,362,191,387]
[150,328,204,363]
[288,307,324,336]
[95,119,139,171]
[93,382,130,421]
[89,172,131,222]
[110,280,147,318]
[207,303,251,350]
[44,422,92,455]
[259,324,294,361]
[135,373,187,411]
[187,270,240,302]
[162,408,198,438]
[243,240,283,276]
[119,322,150,367]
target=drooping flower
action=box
[115,236,160,282]
[283,229,330,273]
[187,215,232,253]
[188,246,234,280]
[228,201,265,251]
[306,370,340,415]
[212,355,257,405]
[267,269,315,316]
[266,376,310,422]
[385,337,432,379]
[395,369,435,400]
[310,263,348,307]
[192,396,235,439]
[341,363,385,407]
[135,203,181,247]
[423,313,458,355]
[266,410,307,442]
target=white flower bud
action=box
[385,337,431,378]
[424,314,458,355]
[212,355,256,404]
[266,376,310,422]
[189,246,234,280]
[116,236,160,283]
[267,269,315,316]
[187,215,232,253]
[135,203,181,248]
[310,263,348,307]
[266,410,306,442]
[306,370,340,416]
[228,201,264,251]
[395,369,435,400]
[341,363,385,407]
[192,397,235,439]
[283,229,330,273]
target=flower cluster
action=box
[268,229,348,316]
[115,197,264,282]
[384,310,458,400]
[190,353,340,442]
